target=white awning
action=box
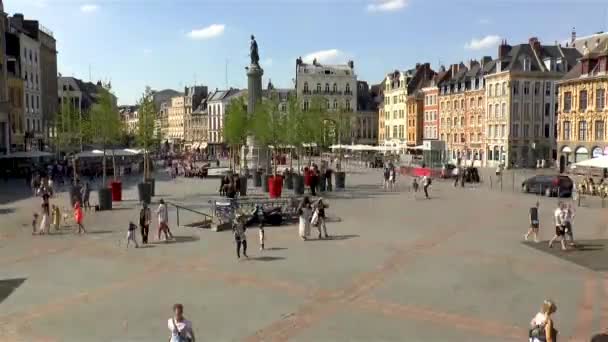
[573,155,608,168]
[561,146,572,153]
[575,147,588,154]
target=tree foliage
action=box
[223,96,249,146]
[137,87,156,149]
[251,96,289,174]
[53,101,82,154]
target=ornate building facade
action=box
[557,41,608,170]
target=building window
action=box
[460,99,464,109]
[345,83,351,94]
[454,100,458,109]
[524,103,530,120]
[495,104,499,118]
[534,82,540,95]
[502,82,507,95]
[579,120,588,140]
[545,82,551,96]
[303,100,309,111]
[346,100,351,110]
[489,84,493,97]
[325,83,330,93]
[460,116,465,127]
[564,92,572,112]
[333,83,337,93]
[316,83,321,92]
[512,123,519,138]
[523,82,530,95]
[580,90,588,111]
[512,81,520,95]
[393,125,398,138]
[596,89,605,110]
[513,102,519,120]
[501,125,505,137]
[303,82,309,92]
[545,103,550,117]
[523,124,529,137]
[595,120,604,140]
[333,100,338,109]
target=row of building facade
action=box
[379,30,608,169]
[0,1,58,155]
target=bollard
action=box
[177,207,180,227]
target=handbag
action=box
[170,318,192,342]
[311,209,319,226]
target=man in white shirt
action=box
[548,202,567,250]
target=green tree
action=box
[251,96,287,175]
[84,88,122,185]
[325,103,353,171]
[223,96,249,170]
[137,87,156,180]
[53,101,83,184]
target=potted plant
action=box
[224,96,250,196]
[86,86,122,210]
[252,96,287,198]
[136,87,157,203]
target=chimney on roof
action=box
[498,39,511,59]
[481,56,492,67]
[415,63,421,69]
[450,64,459,77]
[529,37,541,55]
[571,27,576,44]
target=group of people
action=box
[382,162,397,191]
[297,196,329,241]
[524,201,575,250]
[303,163,332,196]
[126,199,174,248]
[219,174,242,199]
[410,175,432,199]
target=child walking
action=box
[74,201,86,234]
[126,222,139,248]
[524,201,540,243]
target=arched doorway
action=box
[559,155,565,173]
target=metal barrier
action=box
[166,201,213,228]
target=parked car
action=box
[521,175,573,197]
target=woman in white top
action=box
[168,303,195,342]
[529,300,557,342]
[298,196,313,241]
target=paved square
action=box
[0,169,606,341]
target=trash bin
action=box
[110,181,122,202]
[145,178,155,196]
[293,174,304,195]
[285,171,293,190]
[137,182,152,204]
[335,172,346,190]
[98,188,112,211]
[269,175,283,198]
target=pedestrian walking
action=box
[411,177,419,193]
[139,202,151,244]
[564,203,575,246]
[233,213,248,258]
[548,202,567,250]
[51,204,61,232]
[298,196,313,240]
[313,198,329,239]
[259,226,265,251]
[168,303,195,342]
[74,201,86,234]
[389,167,396,191]
[125,222,138,248]
[422,175,431,199]
[157,199,174,241]
[39,194,50,235]
[524,201,540,243]
[528,300,558,342]
[32,212,39,235]
[82,182,91,211]
[452,167,459,187]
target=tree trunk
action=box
[102,148,107,187]
[72,156,77,186]
[112,149,117,181]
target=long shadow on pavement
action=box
[523,239,608,271]
[0,278,26,304]
[154,235,200,244]
[248,256,285,262]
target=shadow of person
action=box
[591,333,608,342]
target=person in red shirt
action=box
[74,201,86,234]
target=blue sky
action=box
[6,0,608,105]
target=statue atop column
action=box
[250,35,259,66]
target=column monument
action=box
[242,35,268,172]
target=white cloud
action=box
[80,4,99,13]
[187,24,225,40]
[464,35,501,50]
[302,49,346,64]
[367,0,408,12]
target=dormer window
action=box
[523,57,531,71]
